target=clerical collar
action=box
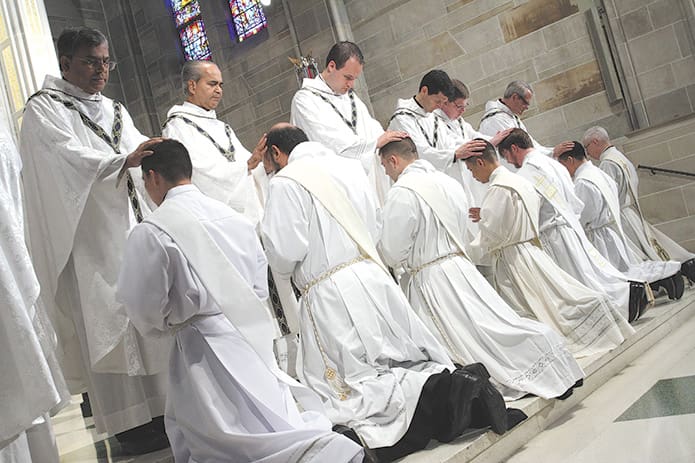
[44,75,103,102]
[413,96,424,109]
[600,145,614,155]
[317,74,341,96]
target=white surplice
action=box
[116,185,363,463]
[1,119,68,463]
[574,161,680,282]
[20,76,169,435]
[478,99,553,157]
[380,160,584,400]
[475,166,634,358]
[517,151,633,321]
[162,101,264,225]
[290,76,391,205]
[599,146,695,263]
[261,142,454,449]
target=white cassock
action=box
[20,76,169,435]
[290,76,391,205]
[573,161,681,283]
[388,98,480,237]
[517,151,633,321]
[433,108,491,208]
[599,146,695,263]
[161,101,264,225]
[116,185,363,463]
[478,99,553,157]
[379,160,584,400]
[474,166,634,358]
[261,142,454,449]
[1,119,69,463]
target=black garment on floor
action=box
[114,416,170,455]
[372,363,524,462]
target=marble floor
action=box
[55,288,695,463]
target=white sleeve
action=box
[389,114,454,171]
[575,180,601,229]
[379,187,419,268]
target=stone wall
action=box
[619,115,695,252]
[606,0,695,128]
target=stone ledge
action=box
[399,289,695,462]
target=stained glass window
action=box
[229,0,268,42]
[170,0,211,61]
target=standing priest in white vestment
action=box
[290,41,406,205]
[583,126,695,283]
[162,60,266,225]
[378,138,584,401]
[261,123,525,462]
[19,27,170,452]
[464,140,634,358]
[1,117,69,463]
[555,142,684,301]
[498,129,648,322]
[116,139,364,463]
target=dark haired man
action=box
[116,139,363,463]
[556,142,684,300]
[498,129,647,322]
[261,123,521,461]
[463,140,634,356]
[291,41,406,205]
[377,138,584,402]
[20,26,169,452]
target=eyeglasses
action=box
[515,92,530,106]
[454,101,470,111]
[77,57,117,71]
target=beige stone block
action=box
[640,188,689,223]
[346,0,408,27]
[620,7,653,40]
[255,98,282,120]
[542,13,589,50]
[447,0,512,18]
[636,64,676,99]
[613,0,648,15]
[452,16,505,55]
[672,57,695,87]
[533,38,593,75]
[667,134,695,160]
[388,0,447,42]
[445,55,485,90]
[534,61,604,111]
[628,144,674,167]
[447,1,515,37]
[481,30,547,75]
[651,215,695,244]
[523,106,568,144]
[637,168,692,196]
[469,66,538,107]
[627,25,682,74]
[561,91,616,128]
[395,32,464,79]
[674,20,695,57]
[371,74,420,124]
[649,0,683,29]
[445,0,475,14]
[500,0,578,42]
[684,185,695,215]
[363,54,402,94]
[357,29,397,61]
[679,238,695,253]
[644,87,694,126]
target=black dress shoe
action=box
[80,392,92,418]
[115,417,169,455]
[672,272,685,299]
[681,259,695,283]
[628,281,644,322]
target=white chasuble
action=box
[262,142,453,449]
[162,101,264,225]
[600,146,695,263]
[1,117,68,463]
[291,77,391,205]
[380,160,584,400]
[476,166,634,358]
[518,151,632,321]
[20,76,168,435]
[117,185,363,463]
[574,162,680,283]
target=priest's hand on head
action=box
[376,130,409,149]
[248,133,267,173]
[553,141,575,158]
[490,128,513,147]
[124,137,165,169]
[469,207,481,223]
[455,139,487,160]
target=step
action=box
[399,289,695,463]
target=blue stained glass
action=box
[172,0,200,27]
[170,0,211,61]
[229,0,267,42]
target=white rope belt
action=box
[169,313,222,334]
[301,255,367,296]
[407,251,464,276]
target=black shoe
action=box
[115,417,169,455]
[80,392,92,418]
[506,408,527,430]
[628,281,644,322]
[681,259,695,283]
[672,272,685,299]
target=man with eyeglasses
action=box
[479,81,562,166]
[20,27,170,454]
